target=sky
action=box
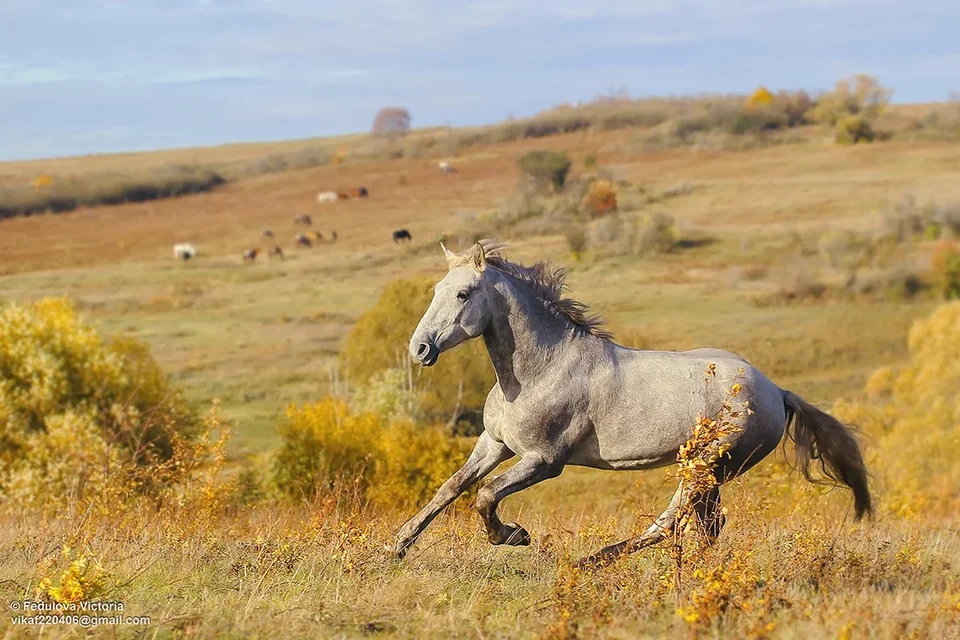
[1,0,958,161]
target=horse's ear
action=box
[472,242,486,272]
[440,242,456,269]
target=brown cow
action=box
[243,248,261,263]
[336,191,350,200]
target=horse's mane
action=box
[447,239,613,341]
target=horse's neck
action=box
[482,272,592,399]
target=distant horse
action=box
[268,246,284,261]
[295,214,313,225]
[242,248,260,263]
[394,240,872,567]
[173,243,196,260]
[393,229,412,243]
[347,187,369,198]
[337,191,350,200]
[317,192,338,204]
[295,233,312,248]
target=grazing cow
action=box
[337,191,350,200]
[295,233,312,248]
[439,161,456,175]
[268,246,284,261]
[317,192,338,203]
[295,214,313,225]
[243,248,261,263]
[262,229,275,238]
[173,243,197,260]
[393,229,412,243]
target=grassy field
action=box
[1,108,959,638]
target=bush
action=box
[833,302,960,517]
[807,74,892,126]
[581,179,618,218]
[0,298,197,506]
[835,115,876,145]
[564,224,588,259]
[339,277,495,427]
[272,398,469,509]
[517,150,573,191]
[931,241,960,299]
[590,212,679,257]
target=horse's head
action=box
[409,242,494,366]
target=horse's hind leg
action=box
[694,487,725,542]
[576,485,724,570]
[576,483,686,570]
[475,455,564,546]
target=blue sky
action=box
[1,0,957,161]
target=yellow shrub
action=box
[0,297,196,507]
[273,398,469,510]
[35,546,108,605]
[832,301,960,518]
[339,277,495,430]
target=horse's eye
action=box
[457,290,470,301]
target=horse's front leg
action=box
[475,454,564,546]
[395,432,514,559]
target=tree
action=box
[371,107,412,137]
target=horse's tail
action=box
[781,389,873,520]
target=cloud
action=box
[0,63,72,86]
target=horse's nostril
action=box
[416,343,431,358]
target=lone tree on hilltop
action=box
[372,107,412,137]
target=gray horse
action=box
[395,240,871,566]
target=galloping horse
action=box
[268,246,284,261]
[395,240,871,567]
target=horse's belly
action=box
[567,427,685,470]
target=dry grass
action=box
[2,98,960,638]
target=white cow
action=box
[317,191,338,203]
[173,243,197,260]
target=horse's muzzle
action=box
[412,342,439,367]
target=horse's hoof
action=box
[501,522,531,546]
[573,554,609,572]
[394,540,411,560]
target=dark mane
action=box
[475,240,613,340]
